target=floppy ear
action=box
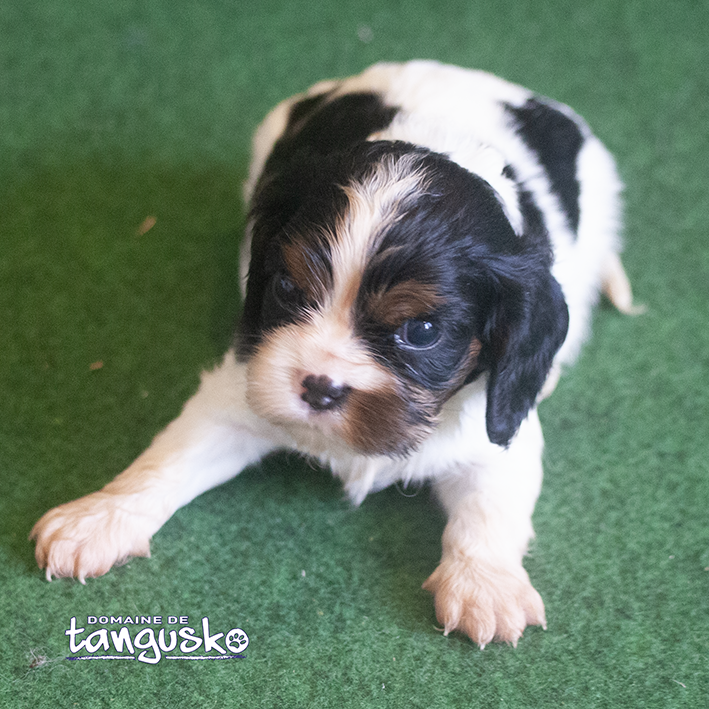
[485,270,569,447]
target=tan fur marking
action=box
[341,383,437,456]
[467,338,482,369]
[282,238,331,303]
[368,281,445,326]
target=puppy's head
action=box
[240,141,568,455]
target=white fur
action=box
[32,61,635,647]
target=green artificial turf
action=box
[2,0,708,707]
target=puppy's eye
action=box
[271,272,300,309]
[395,318,441,349]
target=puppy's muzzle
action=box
[300,375,351,412]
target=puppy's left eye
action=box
[395,318,441,349]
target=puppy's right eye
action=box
[272,272,298,308]
[261,272,307,329]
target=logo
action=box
[65,615,248,665]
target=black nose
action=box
[301,375,351,411]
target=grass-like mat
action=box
[2,1,708,706]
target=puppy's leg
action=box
[31,350,279,582]
[602,252,645,315]
[423,411,546,648]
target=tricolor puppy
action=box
[31,61,639,647]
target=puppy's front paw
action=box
[30,492,155,583]
[422,557,546,648]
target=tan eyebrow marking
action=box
[281,238,332,303]
[366,281,445,327]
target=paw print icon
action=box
[225,628,249,654]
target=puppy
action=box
[31,61,638,647]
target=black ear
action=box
[485,270,569,447]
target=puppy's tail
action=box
[602,252,646,315]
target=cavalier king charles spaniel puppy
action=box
[31,61,639,647]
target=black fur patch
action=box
[506,98,584,234]
[266,92,399,173]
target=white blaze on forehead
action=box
[327,153,429,313]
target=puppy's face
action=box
[240,141,568,455]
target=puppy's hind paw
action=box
[30,492,155,583]
[423,557,546,648]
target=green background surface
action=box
[2,1,708,707]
